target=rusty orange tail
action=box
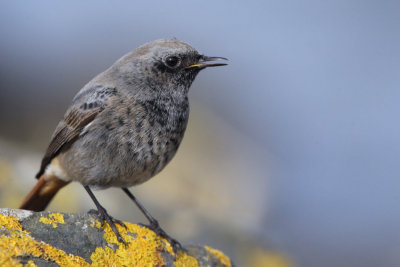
[19,175,69,212]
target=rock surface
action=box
[0,208,232,266]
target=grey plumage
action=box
[38,39,203,187]
[21,38,227,249]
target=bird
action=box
[19,38,227,251]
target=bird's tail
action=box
[19,174,69,212]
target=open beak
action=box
[186,56,228,69]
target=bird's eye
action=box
[165,56,181,68]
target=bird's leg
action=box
[84,185,127,245]
[122,187,182,252]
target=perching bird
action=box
[19,39,227,250]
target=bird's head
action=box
[114,39,227,96]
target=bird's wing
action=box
[35,86,118,178]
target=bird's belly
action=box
[58,126,183,188]
[58,97,189,188]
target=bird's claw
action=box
[139,222,183,254]
[88,208,128,245]
[89,209,127,229]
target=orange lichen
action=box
[39,213,66,228]
[205,245,232,267]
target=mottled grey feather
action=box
[36,86,118,178]
[36,39,225,189]
[26,39,226,251]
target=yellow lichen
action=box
[89,220,101,229]
[91,220,201,267]
[0,212,218,266]
[39,213,66,228]
[0,214,22,231]
[91,222,167,266]
[205,245,232,267]
[0,213,88,267]
[174,251,199,267]
[25,260,37,267]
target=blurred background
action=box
[1,1,400,266]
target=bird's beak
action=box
[186,56,228,69]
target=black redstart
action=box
[19,39,227,250]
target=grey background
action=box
[1,1,400,266]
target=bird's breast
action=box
[118,96,190,184]
[59,96,189,187]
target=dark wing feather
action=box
[35,86,118,178]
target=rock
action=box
[0,208,232,267]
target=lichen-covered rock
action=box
[0,208,232,267]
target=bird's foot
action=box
[140,220,183,254]
[88,208,127,245]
